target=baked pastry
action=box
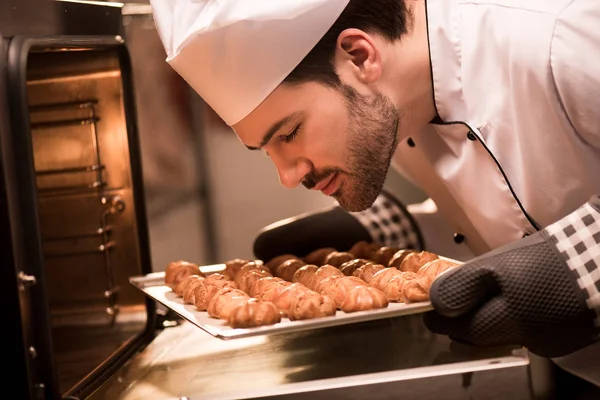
[303,247,336,266]
[249,277,285,297]
[388,249,416,269]
[339,258,371,276]
[399,251,439,273]
[235,269,273,294]
[370,267,403,292]
[317,276,368,308]
[370,246,399,267]
[174,274,203,297]
[352,263,385,283]
[348,241,379,259]
[227,298,281,328]
[258,280,294,302]
[238,261,271,279]
[223,258,251,280]
[341,286,389,312]
[265,254,299,272]
[193,277,237,311]
[288,292,336,320]
[292,265,319,287]
[402,275,432,303]
[183,276,206,304]
[310,265,344,290]
[323,251,355,268]
[273,283,311,317]
[275,259,306,282]
[165,261,202,289]
[207,287,251,319]
[383,271,418,302]
[417,258,458,279]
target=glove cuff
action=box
[544,195,600,333]
[349,190,423,250]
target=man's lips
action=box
[312,173,336,191]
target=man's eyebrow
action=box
[246,113,299,151]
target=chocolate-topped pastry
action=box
[371,246,400,266]
[352,263,385,283]
[303,247,336,266]
[348,241,379,259]
[174,274,203,297]
[265,254,299,272]
[323,251,355,268]
[341,286,388,313]
[207,287,250,319]
[399,251,439,273]
[388,249,416,269]
[292,265,319,287]
[183,276,206,304]
[223,258,252,280]
[276,259,306,282]
[165,261,202,290]
[339,258,371,276]
[228,298,281,328]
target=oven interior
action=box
[24,45,151,396]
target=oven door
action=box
[1,35,156,400]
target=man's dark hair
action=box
[284,0,409,87]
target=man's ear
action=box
[334,28,382,84]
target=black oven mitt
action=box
[423,229,599,358]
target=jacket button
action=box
[466,132,477,141]
[453,232,465,244]
[407,137,416,147]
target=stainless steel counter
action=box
[89,314,531,400]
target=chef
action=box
[149,0,600,390]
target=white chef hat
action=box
[149,0,350,126]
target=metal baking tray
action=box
[130,263,437,340]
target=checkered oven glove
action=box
[424,196,600,358]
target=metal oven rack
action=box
[31,100,124,324]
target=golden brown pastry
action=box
[174,274,202,297]
[352,263,386,283]
[193,277,237,311]
[227,298,281,328]
[402,275,432,303]
[223,258,252,280]
[341,286,389,312]
[275,259,306,282]
[318,276,369,308]
[207,287,251,319]
[258,280,294,302]
[399,251,439,273]
[165,261,202,290]
[323,251,355,268]
[288,292,336,320]
[348,241,379,259]
[249,276,285,297]
[388,249,416,269]
[183,276,206,304]
[369,267,403,292]
[310,265,344,290]
[292,264,319,287]
[235,269,273,294]
[238,261,271,278]
[314,275,345,296]
[417,259,458,279]
[273,283,312,317]
[339,258,371,276]
[382,271,418,302]
[265,254,299,272]
[370,246,399,267]
[303,247,337,266]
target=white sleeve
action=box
[551,0,600,149]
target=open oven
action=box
[0,1,573,400]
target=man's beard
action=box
[302,85,400,212]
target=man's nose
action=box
[272,154,311,189]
